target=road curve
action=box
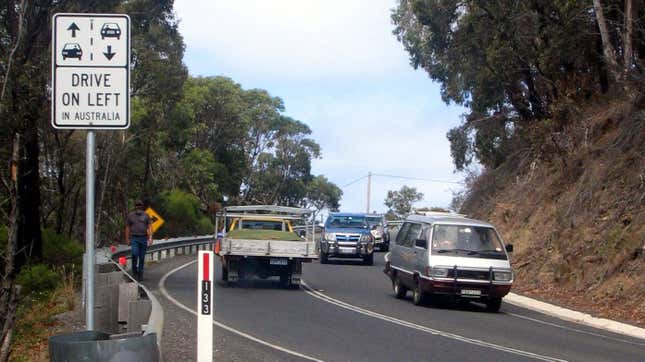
[158,253,645,362]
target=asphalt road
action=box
[151,252,645,362]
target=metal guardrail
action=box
[103,234,216,346]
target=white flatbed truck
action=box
[214,205,318,288]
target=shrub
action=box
[16,264,60,297]
[42,229,83,270]
[156,189,213,237]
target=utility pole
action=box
[366,172,371,213]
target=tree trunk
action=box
[623,0,633,72]
[593,0,622,82]
[0,135,21,362]
[17,124,42,266]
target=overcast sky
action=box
[174,0,467,214]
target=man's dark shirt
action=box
[127,210,151,236]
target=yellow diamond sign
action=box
[145,207,165,233]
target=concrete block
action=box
[95,271,125,288]
[127,299,152,332]
[94,284,120,333]
[118,283,139,322]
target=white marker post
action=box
[197,250,214,361]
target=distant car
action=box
[384,212,514,312]
[366,214,390,251]
[101,23,121,40]
[61,43,82,60]
[320,213,375,265]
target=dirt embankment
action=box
[462,97,645,327]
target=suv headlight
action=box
[493,271,512,281]
[360,234,371,243]
[430,267,450,278]
[324,233,336,241]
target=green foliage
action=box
[156,189,213,237]
[392,0,639,170]
[16,264,60,297]
[385,185,424,217]
[305,175,343,217]
[42,229,83,270]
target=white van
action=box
[384,213,514,312]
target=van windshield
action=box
[432,224,507,259]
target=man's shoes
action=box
[137,272,144,282]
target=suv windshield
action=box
[432,224,507,259]
[325,215,367,229]
[366,216,382,227]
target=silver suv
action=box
[384,213,513,312]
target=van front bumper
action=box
[419,276,512,298]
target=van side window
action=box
[404,223,422,247]
[395,223,411,245]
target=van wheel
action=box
[320,252,328,264]
[485,297,502,312]
[412,281,428,306]
[363,252,374,266]
[393,277,407,299]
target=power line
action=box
[342,175,368,188]
[371,173,463,185]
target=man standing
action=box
[125,200,153,281]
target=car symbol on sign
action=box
[62,43,82,60]
[101,23,121,40]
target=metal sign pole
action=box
[85,130,96,330]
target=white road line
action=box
[507,312,645,347]
[301,281,567,362]
[159,260,324,362]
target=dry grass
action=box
[10,266,78,362]
[462,95,645,327]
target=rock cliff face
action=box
[461,97,645,327]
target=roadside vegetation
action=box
[0,1,341,360]
[393,0,645,325]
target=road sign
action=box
[51,13,130,129]
[145,207,165,233]
[197,251,214,362]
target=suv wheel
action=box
[485,297,502,312]
[363,252,374,266]
[393,277,407,299]
[320,252,328,264]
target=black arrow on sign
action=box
[67,22,80,37]
[103,45,116,60]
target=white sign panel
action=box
[197,250,214,362]
[52,13,130,129]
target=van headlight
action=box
[430,267,450,278]
[494,271,512,281]
[360,234,371,243]
[324,233,336,241]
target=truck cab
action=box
[320,213,375,265]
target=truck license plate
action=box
[461,289,481,296]
[269,258,288,265]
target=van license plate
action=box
[269,258,288,265]
[461,289,481,296]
